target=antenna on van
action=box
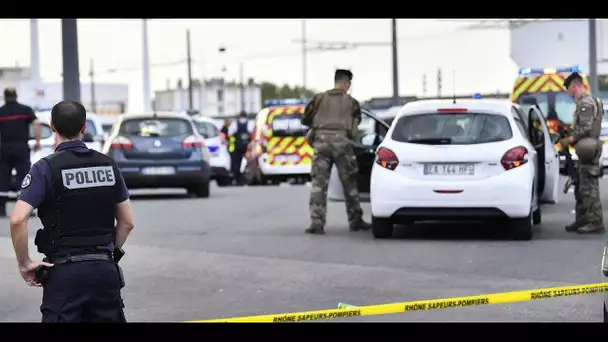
[452,69,456,104]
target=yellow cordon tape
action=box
[187,282,608,323]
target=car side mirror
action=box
[82,132,95,143]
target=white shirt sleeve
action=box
[228,122,237,136]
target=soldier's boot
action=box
[577,223,606,234]
[565,221,585,232]
[349,219,371,232]
[305,224,325,235]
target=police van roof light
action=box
[473,93,482,99]
[264,98,308,107]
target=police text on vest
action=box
[61,166,116,190]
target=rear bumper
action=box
[370,164,534,220]
[211,166,230,179]
[258,156,311,176]
[118,160,210,189]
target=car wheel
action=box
[532,208,542,225]
[372,216,394,239]
[216,176,232,187]
[188,182,210,198]
[510,212,533,241]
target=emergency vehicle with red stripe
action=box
[244,99,314,185]
[509,66,606,169]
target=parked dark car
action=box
[102,112,211,198]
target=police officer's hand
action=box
[19,260,53,287]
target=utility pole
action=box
[391,19,399,106]
[437,69,442,97]
[186,29,193,110]
[30,19,42,109]
[61,19,81,101]
[301,20,307,99]
[89,59,96,112]
[589,19,599,96]
[239,63,245,113]
[142,19,151,112]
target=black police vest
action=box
[234,121,251,150]
[37,149,118,254]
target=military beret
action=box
[563,72,583,89]
[3,87,17,98]
[335,69,353,80]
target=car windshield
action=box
[85,119,98,135]
[269,114,307,137]
[29,123,52,140]
[517,91,575,125]
[195,121,219,139]
[392,113,513,145]
[102,124,113,133]
[120,118,193,137]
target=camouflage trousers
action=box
[309,133,363,228]
[574,163,604,226]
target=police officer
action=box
[301,69,371,234]
[9,100,135,322]
[560,72,605,234]
[228,111,251,186]
[0,88,41,216]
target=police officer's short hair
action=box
[564,72,583,89]
[335,69,353,83]
[51,100,87,139]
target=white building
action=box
[153,78,262,117]
[0,66,129,115]
[510,19,608,75]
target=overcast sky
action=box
[0,19,518,112]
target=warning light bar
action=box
[264,99,308,107]
[518,65,582,76]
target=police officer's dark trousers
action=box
[41,259,126,322]
[231,149,246,185]
[0,142,30,214]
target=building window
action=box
[218,105,224,114]
[217,89,224,102]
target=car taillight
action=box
[376,147,399,170]
[182,135,205,148]
[110,136,133,149]
[501,146,528,170]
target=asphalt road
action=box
[1,176,607,322]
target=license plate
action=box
[424,163,474,176]
[274,154,300,163]
[142,166,175,175]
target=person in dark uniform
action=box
[9,100,135,322]
[228,111,251,186]
[0,88,41,216]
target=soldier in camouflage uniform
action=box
[300,69,371,234]
[560,72,605,234]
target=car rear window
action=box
[119,118,193,137]
[195,121,219,139]
[391,113,513,145]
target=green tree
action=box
[260,82,316,104]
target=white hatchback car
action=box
[192,116,232,186]
[330,99,560,241]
